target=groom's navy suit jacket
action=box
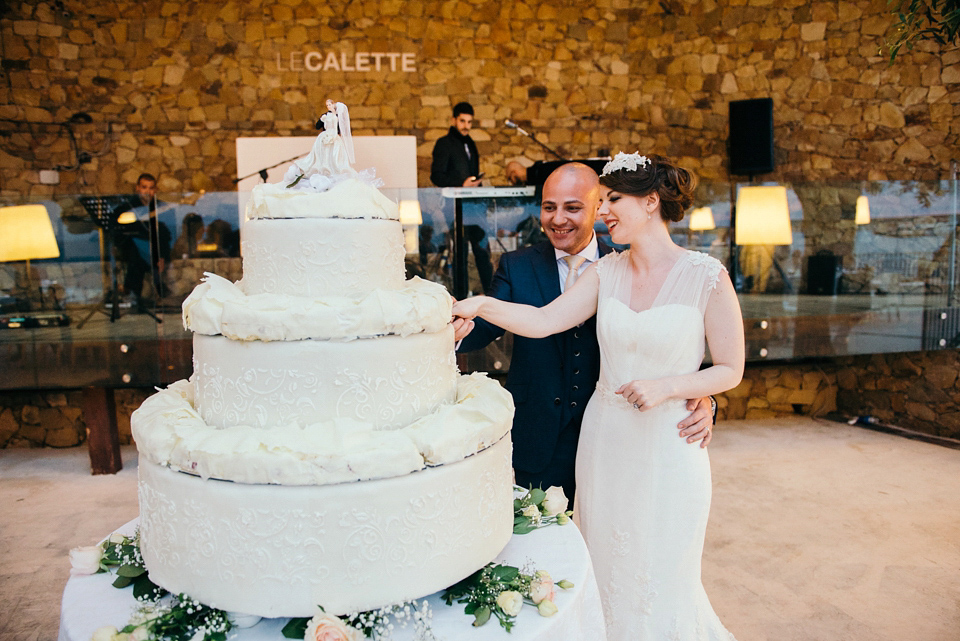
[459,239,615,490]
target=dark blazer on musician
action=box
[430,127,479,187]
[458,238,615,484]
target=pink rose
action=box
[529,570,556,604]
[304,613,364,641]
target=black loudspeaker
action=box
[729,98,774,175]
[806,251,841,295]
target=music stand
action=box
[76,196,161,328]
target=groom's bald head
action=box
[540,163,600,255]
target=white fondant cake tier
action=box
[132,373,514,485]
[192,326,458,431]
[138,434,514,618]
[183,273,451,342]
[246,177,399,221]
[240,217,406,298]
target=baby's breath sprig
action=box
[110,595,232,641]
[98,531,166,601]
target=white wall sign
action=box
[275,52,416,73]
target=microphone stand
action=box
[234,154,303,184]
[505,120,566,161]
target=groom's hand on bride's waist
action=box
[679,397,714,448]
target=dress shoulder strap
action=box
[653,251,727,314]
[595,250,632,305]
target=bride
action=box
[452,152,744,640]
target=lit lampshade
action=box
[735,186,792,245]
[688,207,715,231]
[399,199,423,226]
[0,204,60,262]
[117,211,137,225]
[855,194,870,225]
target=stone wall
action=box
[717,348,960,440]
[0,0,957,201]
[0,388,147,448]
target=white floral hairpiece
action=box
[601,152,652,176]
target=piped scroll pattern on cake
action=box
[334,350,456,430]
[195,363,322,431]
[239,232,405,299]
[140,480,331,589]
[194,348,452,432]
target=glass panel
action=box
[0,179,956,391]
[0,192,242,389]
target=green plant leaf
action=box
[472,605,491,627]
[132,574,165,600]
[513,522,536,535]
[491,565,520,582]
[529,488,546,505]
[117,564,146,578]
[112,575,133,589]
[281,618,310,639]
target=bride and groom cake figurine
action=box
[128,101,744,639]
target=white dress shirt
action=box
[555,233,599,293]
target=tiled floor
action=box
[2,417,958,641]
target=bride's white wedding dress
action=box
[575,249,738,641]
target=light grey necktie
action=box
[562,255,586,292]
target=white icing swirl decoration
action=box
[183,273,452,341]
[131,373,514,486]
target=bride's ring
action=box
[633,402,641,409]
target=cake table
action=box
[59,519,605,641]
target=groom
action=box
[454,163,715,505]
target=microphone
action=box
[503,119,565,161]
[504,119,529,136]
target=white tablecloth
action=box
[59,518,605,641]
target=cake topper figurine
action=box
[285,100,380,191]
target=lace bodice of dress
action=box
[594,250,726,393]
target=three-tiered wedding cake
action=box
[131,103,514,618]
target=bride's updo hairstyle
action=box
[599,153,697,223]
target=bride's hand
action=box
[616,379,672,410]
[451,296,487,321]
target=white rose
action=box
[108,532,127,544]
[541,486,568,517]
[521,504,541,523]
[529,570,556,604]
[69,545,103,575]
[496,590,524,617]
[129,626,149,641]
[537,599,558,617]
[304,612,364,641]
[91,626,118,641]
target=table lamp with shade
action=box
[734,185,793,294]
[399,192,422,255]
[855,194,870,225]
[688,206,716,231]
[734,185,792,246]
[0,204,60,310]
